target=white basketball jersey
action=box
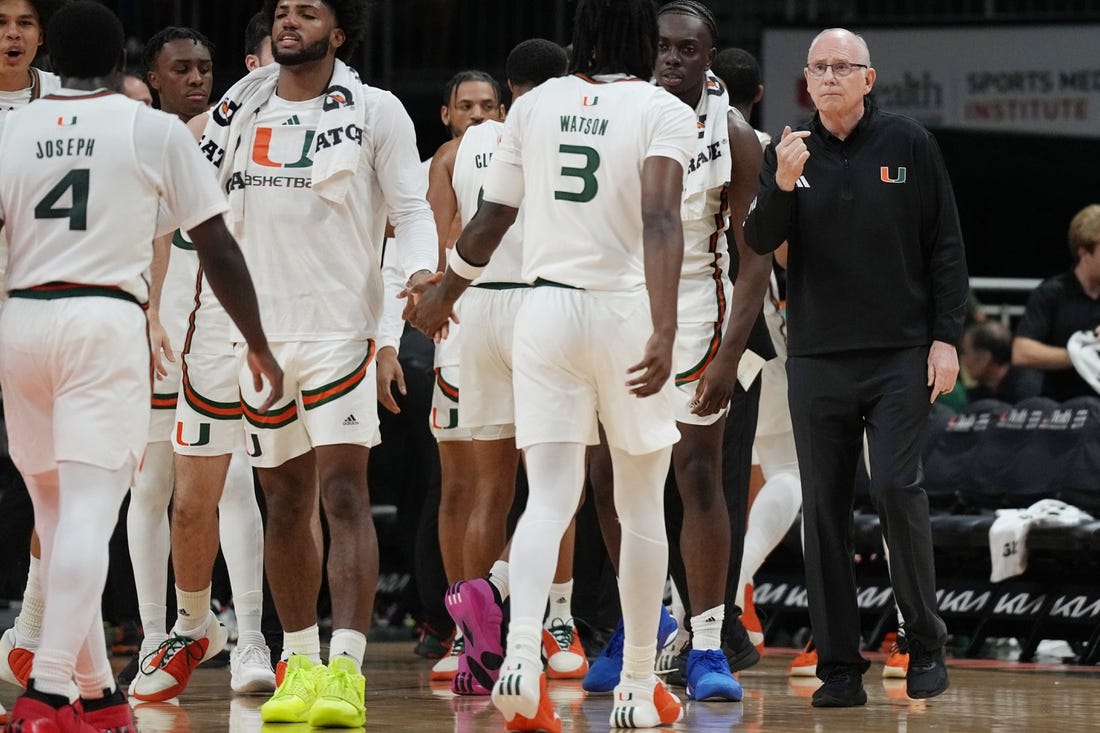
[236,90,426,342]
[160,229,233,356]
[679,78,735,325]
[0,68,60,112]
[0,90,229,302]
[160,229,201,346]
[484,74,696,292]
[0,69,63,293]
[452,119,524,284]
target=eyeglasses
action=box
[806,62,869,78]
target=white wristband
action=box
[448,246,486,281]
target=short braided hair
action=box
[658,0,718,46]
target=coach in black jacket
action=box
[744,28,967,707]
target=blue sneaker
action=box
[685,649,743,701]
[582,606,678,693]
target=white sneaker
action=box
[430,636,463,681]
[656,628,690,674]
[230,642,277,694]
[132,613,229,702]
[0,626,37,689]
[1,699,8,724]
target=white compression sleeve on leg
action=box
[610,445,672,678]
[505,442,586,663]
[127,441,174,640]
[218,449,265,640]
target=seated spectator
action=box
[1013,204,1100,401]
[961,321,1041,403]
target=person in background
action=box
[1013,204,1100,401]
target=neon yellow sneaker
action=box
[308,655,366,728]
[260,654,322,724]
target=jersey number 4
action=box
[554,144,600,203]
[34,169,89,231]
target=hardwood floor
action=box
[4,642,1096,732]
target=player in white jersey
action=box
[129,19,278,703]
[0,4,280,730]
[408,1,696,729]
[0,2,64,722]
[420,72,501,680]
[711,45,804,653]
[584,3,774,701]
[424,41,583,696]
[123,25,217,693]
[0,0,59,113]
[651,1,773,695]
[197,0,437,727]
[430,70,501,617]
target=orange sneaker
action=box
[740,584,765,655]
[492,664,561,733]
[274,658,287,687]
[788,640,817,677]
[883,640,909,679]
[610,678,682,728]
[542,623,588,680]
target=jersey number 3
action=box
[554,144,600,203]
[34,169,90,231]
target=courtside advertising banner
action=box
[761,25,1100,139]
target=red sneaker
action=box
[80,688,136,733]
[6,696,97,733]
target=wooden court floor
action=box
[3,643,1099,732]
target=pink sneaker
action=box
[445,579,504,697]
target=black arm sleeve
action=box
[743,142,795,255]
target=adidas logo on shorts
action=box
[343,414,359,426]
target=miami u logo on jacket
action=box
[880,166,907,183]
[252,127,316,168]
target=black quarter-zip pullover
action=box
[744,100,968,357]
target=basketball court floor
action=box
[3,642,1094,732]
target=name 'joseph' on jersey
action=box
[484,74,696,292]
[0,91,228,303]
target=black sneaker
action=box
[811,668,867,708]
[117,653,140,687]
[413,621,454,660]
[906,641,949,699]
[722,618,761,673]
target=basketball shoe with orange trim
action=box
[492,663,561,733]
[131,614,228,702]
[610,678,682,728]
[541,623,588,680]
